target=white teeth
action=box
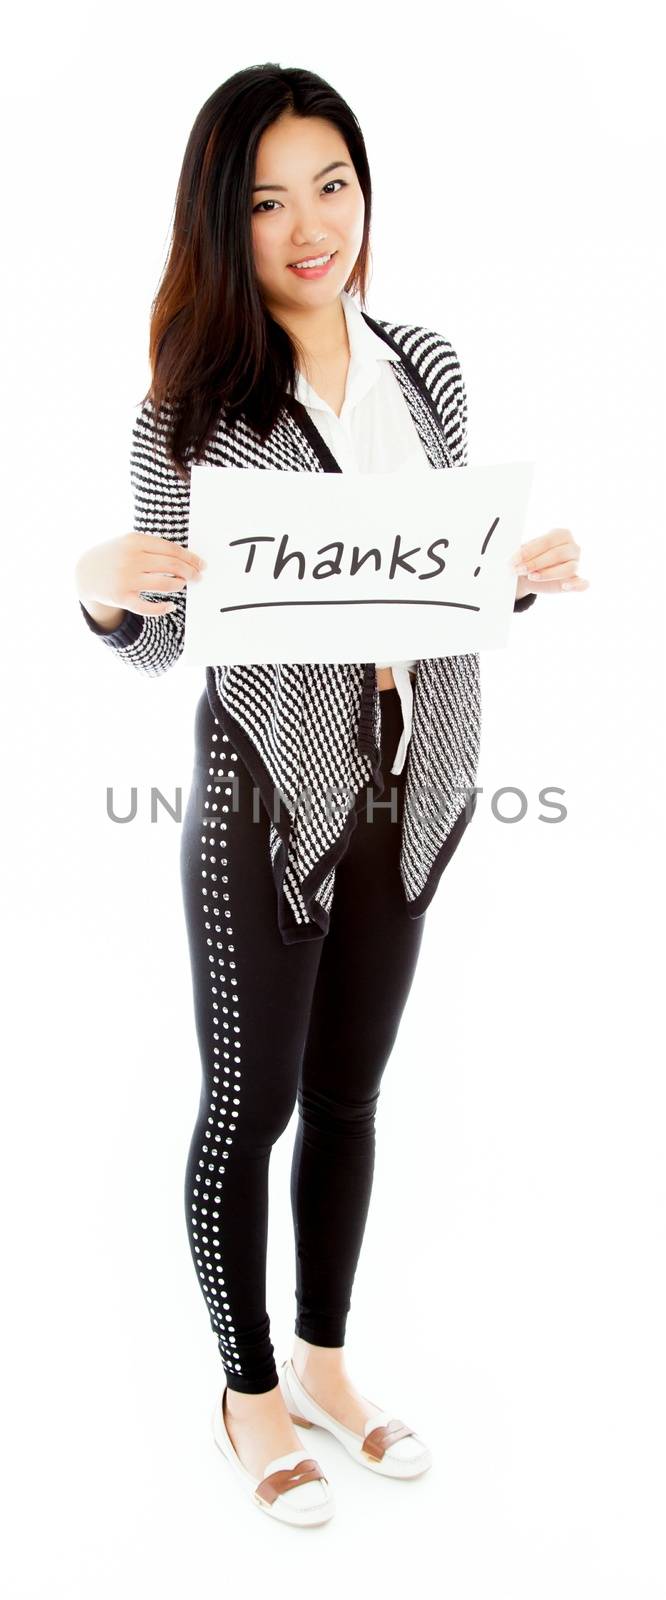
[291,252,333,269]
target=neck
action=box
[269,292,350,365]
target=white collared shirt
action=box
[291,288,431,775]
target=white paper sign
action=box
[181,461,535,665]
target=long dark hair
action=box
[145,64,373,476]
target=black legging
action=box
[180,682,427,1393]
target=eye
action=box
[252,179,348,214]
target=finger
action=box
[140,549,205,577]
[134,535,205,573]
[524,557,580,582]
[514,542,580,574]
[512,547,575,574]
[513,529,579,567]
[137,564,202,586]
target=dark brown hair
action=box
[145,64,373,476]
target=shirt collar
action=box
[292,289,400,417]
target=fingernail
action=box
[514,564,528,575]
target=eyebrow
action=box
[252,161,351,194]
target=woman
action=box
[75,64,588,1527]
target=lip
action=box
[287,250,338,278]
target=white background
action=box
[1,2,664,1595]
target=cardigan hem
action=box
[274,762,386,944]
[403,788,479,918]
[292,717,385,933]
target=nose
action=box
[291,225,327,247]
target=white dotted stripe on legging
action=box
[188,717,244,1376]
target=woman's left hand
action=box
[511,528,590,598]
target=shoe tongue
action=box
[263,1447,310,1477]
[362,1411,392,1438]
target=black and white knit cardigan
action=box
[80,311,536,943]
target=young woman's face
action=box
[251,112,365,312]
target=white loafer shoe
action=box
[211,1373,335,1525]
[279,1357,432,1479]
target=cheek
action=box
[252,221,286,271]
[341,190,365,239]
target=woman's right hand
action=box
[75,532,206,623]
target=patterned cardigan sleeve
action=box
[78,397,193,673]
[444,337,536,615]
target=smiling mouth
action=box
[288,250,338,268]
